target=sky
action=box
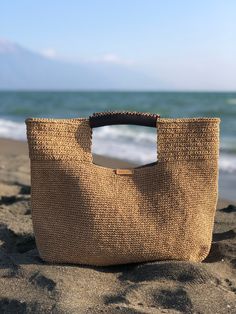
[0,0,236,90]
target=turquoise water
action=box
[0,91,236,199]
[1,91,236,150]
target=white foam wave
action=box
[93,126,236,172]
[219,154,236,173]
[0,118,26,140]
[92,125,157,164]
[1,118,236,173]
[94,125,156,144]
[227,98,236,105]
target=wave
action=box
[219,154,236,173]
[227,98,236,105]
[92,125,156,164]
[1,118,236,173]
[93,127,236,173]
[0,118,26,140]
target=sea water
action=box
[0,91,235,200]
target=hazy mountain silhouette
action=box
[0,39,163,90]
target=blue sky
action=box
[0,0,236,90]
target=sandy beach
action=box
[0,138,235,313]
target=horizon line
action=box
[0,89,236,93]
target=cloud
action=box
[39,49,134,66]
[99,53,134,65]
[40,48,57,59]
[83,53,135,66]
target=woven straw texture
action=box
[26,116,220,266]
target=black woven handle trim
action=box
[89,111,160,128]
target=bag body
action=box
[26,112,220,266]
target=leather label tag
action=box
[115,169,134,175]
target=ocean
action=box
[0,91,236,200]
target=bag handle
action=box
[89,111,160,128]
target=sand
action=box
[0,138,235,313]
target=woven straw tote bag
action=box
[26,111,220,266]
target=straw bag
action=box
[26,112,220,266]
